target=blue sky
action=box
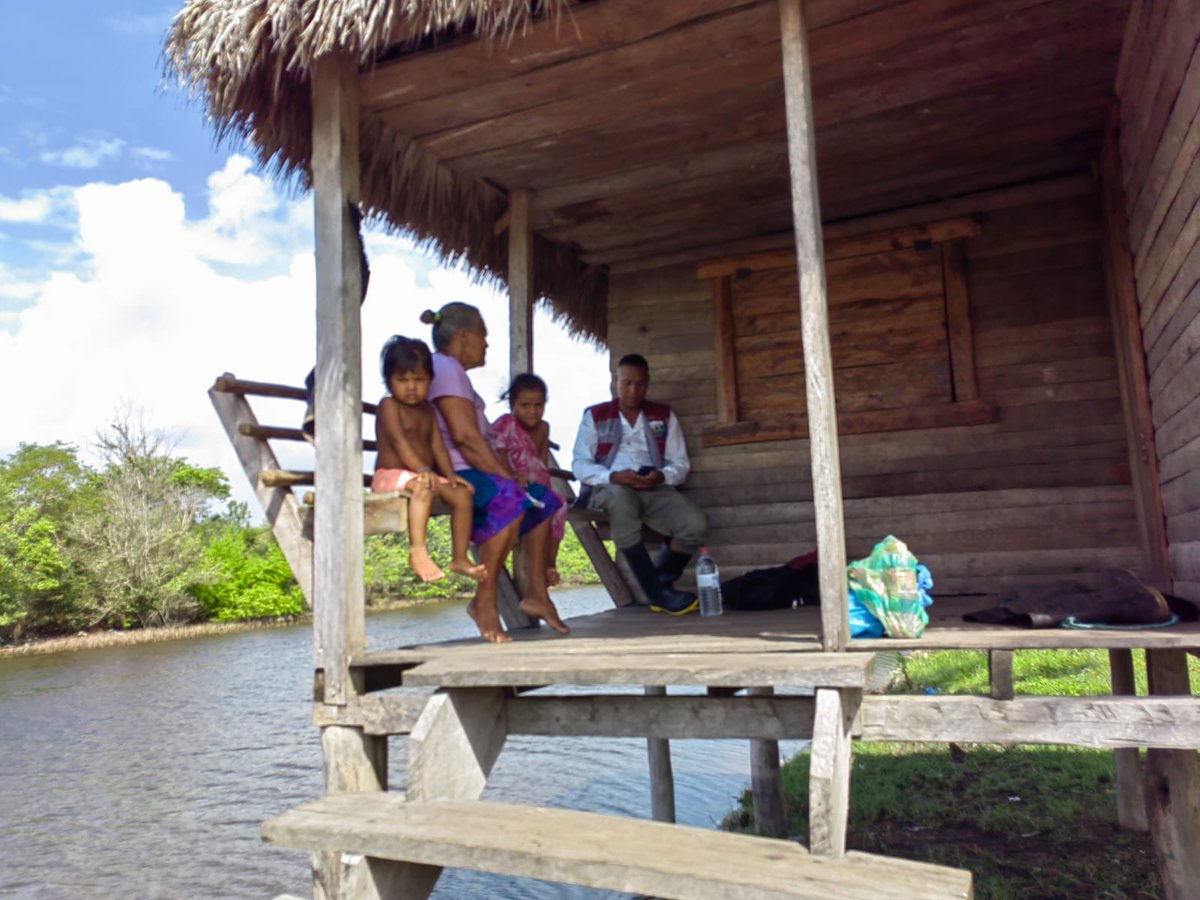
[0,2,608,513]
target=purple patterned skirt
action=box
[456,470,562,546]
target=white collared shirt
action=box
[572,407,690,487]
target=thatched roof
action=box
[164,0,608,342]
[166,0,1130,349]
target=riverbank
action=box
[726,648,1194,899]
[0,595,447,658]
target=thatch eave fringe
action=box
[164,0,606,345]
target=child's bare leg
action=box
[439,483,486,582]
[405,482,444,582]
[518,519,569,634]
[466,519,520,643]
[546,534,563,587]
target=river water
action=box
[0,587,807,899]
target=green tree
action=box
[0,443,93,641]
[190,523,304,621]
[68,411,231,629]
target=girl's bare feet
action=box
[449,557,488,582]
[546,567,561,587]
[519,594,570,635]
[409,547,445,582]
[467,594,511,643]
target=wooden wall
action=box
[1115,1,1200,601]
[606,180,1141,593]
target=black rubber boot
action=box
[622,543,698,615]
[655,545,693,588]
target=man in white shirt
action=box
[572,354,707,614]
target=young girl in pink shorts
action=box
[492,374,569,586]
[373,336,485,583]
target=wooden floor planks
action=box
[356,600,1200,684]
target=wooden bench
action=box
[209,373,541,628]
[263,793,974,899]
[210,371,662,622]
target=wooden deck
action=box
[360,595,1200,667]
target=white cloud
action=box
[132,146,174,164]
[40,137,125,169]
[0,193,53,223]
[0,159,610,516]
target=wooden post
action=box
[1099,109,1171,591]
[748,687,788,837]
[988,650,1015,701]
[1145,649,1200,898]
[311,724,407,900]
[645,685,676,822]
[311,52,365,706]
[808,687,858,856]
[1109,648,1149,832]
[393,688,509,900]
[778,0,849,650]
[712,276,739,424]
[508,188,534,379]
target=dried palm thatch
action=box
[164,0,607,342]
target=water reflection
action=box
[0,588,806,899]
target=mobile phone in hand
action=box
[637,465,657,476]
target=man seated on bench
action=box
[572,354,707,615]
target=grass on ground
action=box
[725,648,1200,899]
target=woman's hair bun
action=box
[419,309,437,325]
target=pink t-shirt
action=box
[428,352,492,472]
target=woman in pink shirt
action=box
[421,303,567,643]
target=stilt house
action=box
[169,1,1200,897]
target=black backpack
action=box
[721,562,820,611]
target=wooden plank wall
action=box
[606,183,1140,593]
[1115,1,1200,602]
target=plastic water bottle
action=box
[696,547,723,617]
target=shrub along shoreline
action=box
[0,595,439,658]
[725,648,1199,899]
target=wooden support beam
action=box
[311,52,365,706]
[504,692,1200,748]
[1099,110,1172,591]
[1109,648,1149,832]
[988,650,1014,701]
[315,723,397,899]
[313,693,431,735]
[508,188,534,380]
[712,276,739,424]
[570,518,638,607]
[748,687,788,838]
[808,687,859,856]
[408,688,508,803]
[396,688,509,900]
[941,240,979,402]
[645,685,676,823]
[555,454,638,608]
[779,0,849,650]
[506,694,816,739]
[858,694,1200,748]
[1145,649,1200,899]
[209,385,313,603]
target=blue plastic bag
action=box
[847,536,932,639]
[849,590,885,638]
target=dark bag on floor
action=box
[722,554,820,611]
[963,568,1196,628]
